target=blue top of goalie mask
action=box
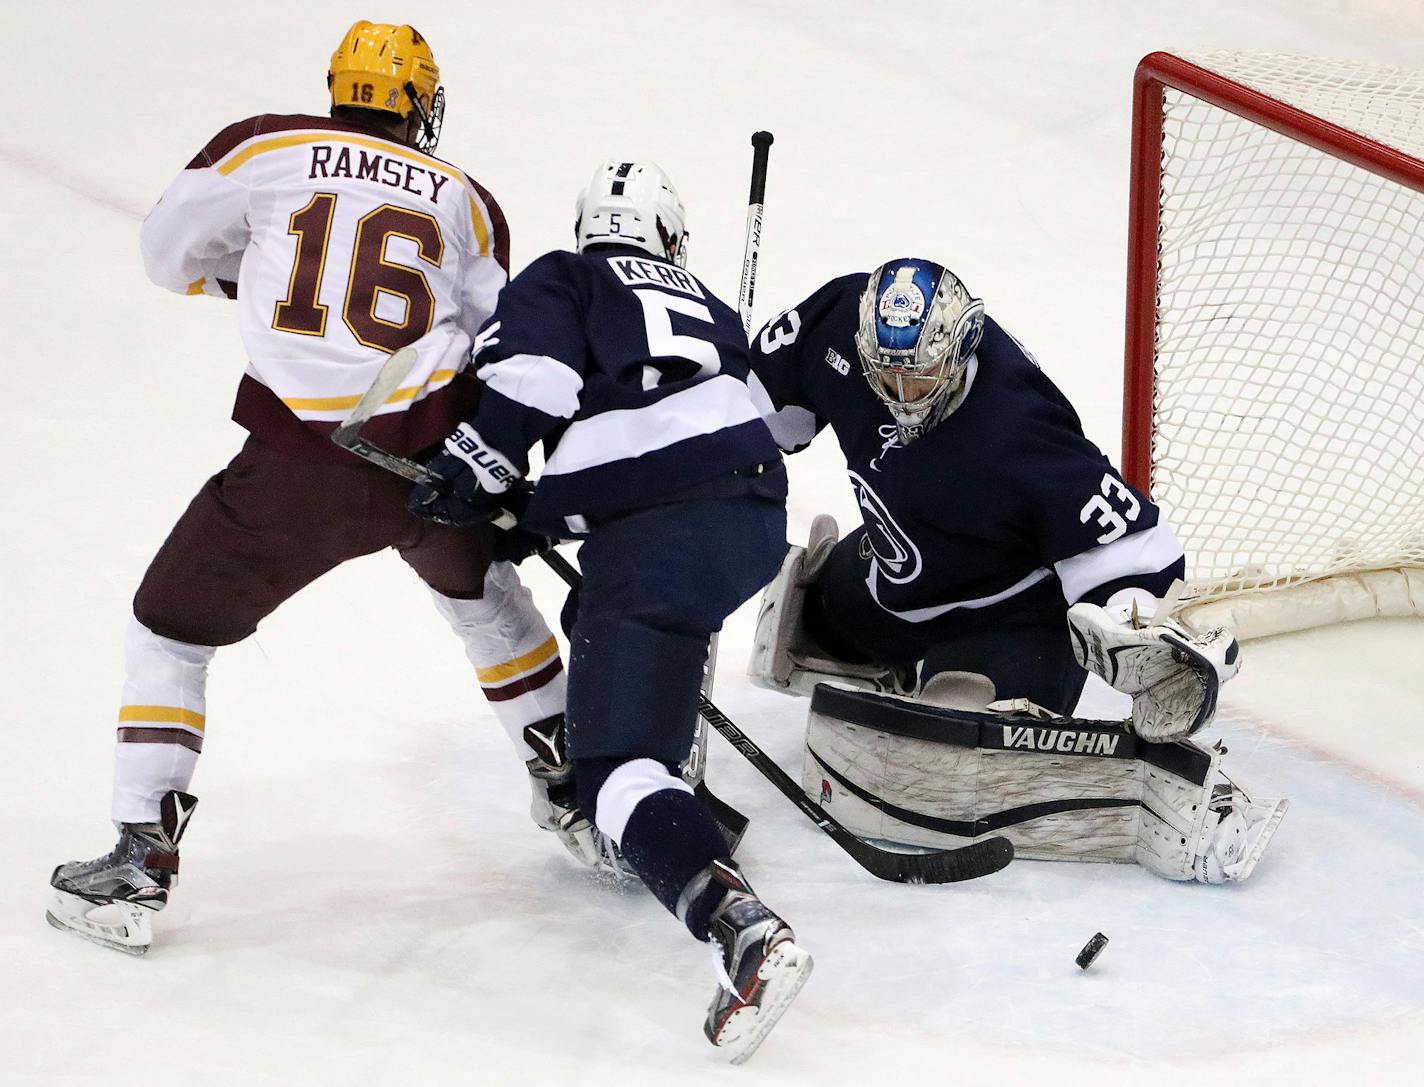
[868,259,947,358]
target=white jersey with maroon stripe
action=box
[140,113,509,457]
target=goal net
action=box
[1122,50,1424,638]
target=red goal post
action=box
[1122,50,1424,638]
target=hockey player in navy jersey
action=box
[747,260,1287,885]
[408,162,811,1062]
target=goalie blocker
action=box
[803,684,1287,883]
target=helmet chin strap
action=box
[403,81,441,153]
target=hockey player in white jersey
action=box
[47,21,587,957]
[747,259,1287,885]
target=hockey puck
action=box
[1075,932,1109,970]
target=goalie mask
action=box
[854,259,985,443]
[328,21,445,154]
[574,161,688,267]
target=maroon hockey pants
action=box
[133,435,493,646]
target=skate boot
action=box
[699,859,813,1065]
[523,717,629,876]
[1193,772,1289,884]
[46,789,197,955]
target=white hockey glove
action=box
[1067,600,1240,741]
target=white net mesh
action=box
[1148,51,1424,619]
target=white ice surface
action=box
[3,2,1424,1083]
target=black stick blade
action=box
[849,833,1014,885]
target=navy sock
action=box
[575,757,731,940]
[618,788,731,941]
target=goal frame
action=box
[1121,51,1424,637]
[1122,49,1424,494]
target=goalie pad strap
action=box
[810,684,1212,783]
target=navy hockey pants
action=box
[808,528,1090,715]
[563,485,788,767]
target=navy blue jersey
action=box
[750,274,1184,628]
[469,245,780,535]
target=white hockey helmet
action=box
[574,161,688,266]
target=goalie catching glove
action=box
[1068,597,1240,741]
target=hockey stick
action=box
[330,347,438,485]
[695,697,1014,885]
[674,130,777,791]
[737,130,774,336]
[332,418,1008,882]
[544,564,1011,881]
[330,361,750,849]
[712,131,1009,882]
[510,540,1012,885]
[685,132,778,786]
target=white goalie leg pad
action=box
[1146,764,1290,884]
[800,684,1287,881]
[112,620,214,826]
[1067,600,1240,741]
[748,515,908,698]
[801,684,1146,861]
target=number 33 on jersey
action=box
[139,112,508,456]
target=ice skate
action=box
[523,717,630,876]
[701,860,813,1065]
[1193,772,1288,884]
[46,790,196,955]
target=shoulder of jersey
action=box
[518,248,584,277]
[799,272,867,325]
[972,315,1084,430]
[827,271,869,296]
[185,112,475,191]
[979,316,1042,377]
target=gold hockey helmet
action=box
[328,21,444,151]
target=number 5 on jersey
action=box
[635,290,721,390]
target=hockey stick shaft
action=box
[329,424,517,534]
[329,397,751,845]
[699,130,775,705]
[329,420,1008,881]
[737,131,774,334]
[332,347,420,441]
[520,546,1011,884]
[693,695,1012,884]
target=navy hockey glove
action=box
[493,525,555,564]
[491,483,556,564]
[408,423,521,528]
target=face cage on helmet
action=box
[854,277,985,441]
[406,83,445,154]
[860,351,967,436]
[657,218,688,267]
